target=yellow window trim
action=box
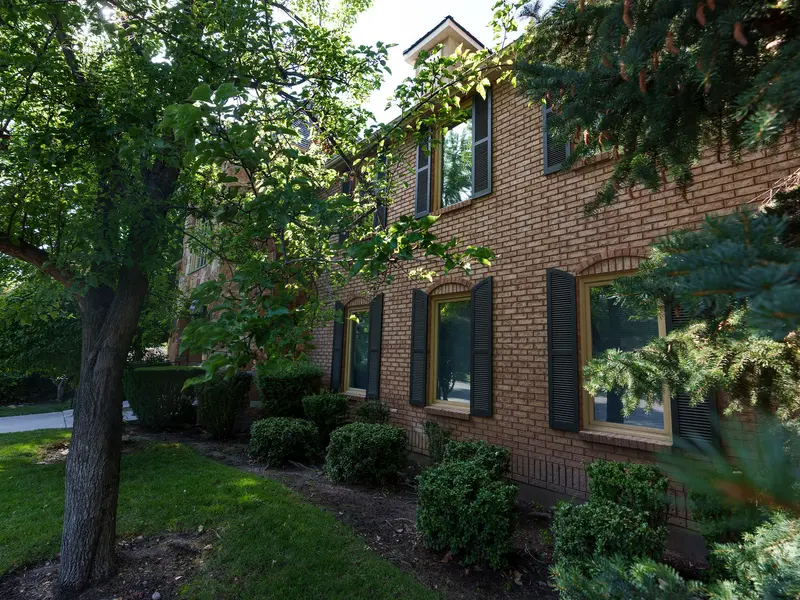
[428,291,471,407]
[342,303,370,395]
[579,272,672,441]
[432,98,473,213]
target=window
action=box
[439,115,473,208]
[579,274,671,438]
[185,220,211,274]
[429,294,471,404]
[343,306,370,393]
[185,247,209,274]
[413,88,491,218]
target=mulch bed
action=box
[0,532,211,600]
[1,427,557,599]
[139,427,559,600]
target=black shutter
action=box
[341,177,354,195]
[470,277,493,416]
[666,304,720,447]
[372,204,387,230]
[547,268,580,432]
[409,289,428,407]
[414,132,431,218]
[543,105,571,175]
[472,87,492,199]
[366,294,384,399]
[330,301,345,392]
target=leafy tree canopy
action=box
[0,0,503,588]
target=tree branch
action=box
[0,235,72,285]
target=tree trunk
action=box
[56,268,149,596]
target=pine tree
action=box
[516,0,800,213]
[514,0,800,422]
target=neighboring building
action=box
[306,16,800,538]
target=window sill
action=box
[579,429,672,451]
[434,198,473,216]
[572,149,616,172]
[424,404,471,420]
[343,389,366,399]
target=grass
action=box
[0,430,437,599]
[0,402,68,417]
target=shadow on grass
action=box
[0,430,437,600]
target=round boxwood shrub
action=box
[354,398,390,424]
[324,422,408,485]
[124,366,203,430]
[417,459,518,569]
[551,499,668,566]
[302,392,348,446]
[249,417,319,466]
[255,361,323,418]
[442,439,510,480]
[585,459,669,527]
[196,372,252,439]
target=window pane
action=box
[589,285,664,429]
[349,310,369,390]
[436,299,471,402]
[441,119,472,207]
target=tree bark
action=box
[56,268,149,596]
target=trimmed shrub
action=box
[586,460,669,527]
[249,417,319,466]
[196,372,252,439]
[255,361,323,418]
[417,459,518,569]
[443,439,510,480]
[690,489,767,545]
[0,372,58,405]
[124,366,203,429]
[354,398,390,424]
[302,393,349,447]
[423,421,452,465]
[325,422,408,485]
[552,555,703,600]
[551,499,667,565]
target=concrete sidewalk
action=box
[0,401,136,434]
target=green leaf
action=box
[189,83,213,102]
[214,83,239,104]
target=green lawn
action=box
[0,430,437,600]
[0,402,68,417]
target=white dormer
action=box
[403,16,484,72]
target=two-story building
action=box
[306,16,800,542]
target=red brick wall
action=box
[310,81,798,528]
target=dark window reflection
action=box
[349,310,369,390]
[589,285,664,429]
[441,119,472,207]
[436,299,471,402]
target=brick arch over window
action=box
[577,247,649,275]
[425,275,472,296]
[343,295,371,309]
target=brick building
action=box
[306,17,800,539]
